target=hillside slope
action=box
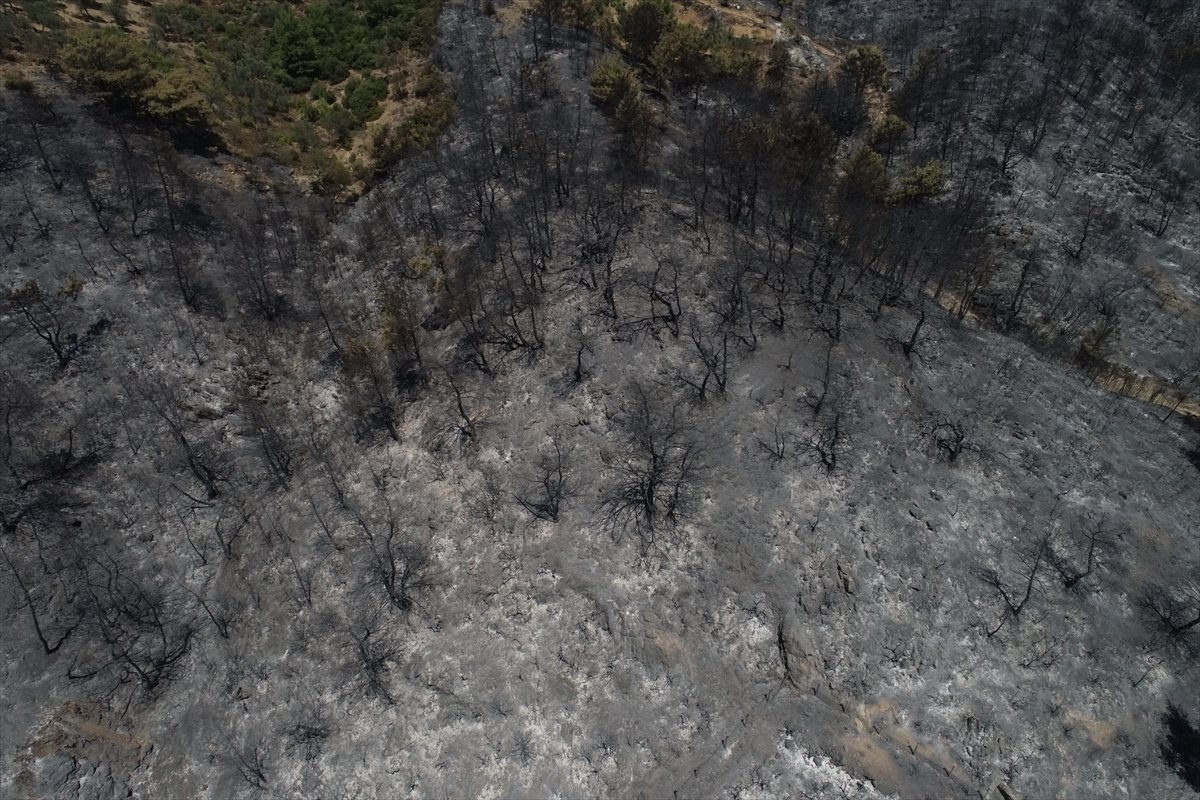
[2,0,1199,798]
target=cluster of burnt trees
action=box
[0,375,197,699]
[409,0,1200,399]
[819,0,1200,160]
[802,0,1200,360]
[345,36,959,387]
[0,85,445,720]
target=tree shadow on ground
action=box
[1162,704,1200,792]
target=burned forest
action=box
[3,0,1200,796]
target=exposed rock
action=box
[19,702,145,800]
[837,562,856,594]
[779,613,821,689]
[997,782,1023,800]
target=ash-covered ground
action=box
[3,0,1200,797]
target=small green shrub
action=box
[871,113,908,162]
[292,119,322,152]
[650,22,707,92]
[843,45,887,94]
[343,73,388,125]
[620,0,675,63]
[591,55,641,116]
[60,27,156,104]
[891,160,945,203]
[310,81,336,103]
[143,67,211,126]
[397,94,453,149]
[4,73,35,92]
[322,106,358,145]
[307,150,353,194]
[106,0,129,28]
[412,66,444,98]
[840,146,889,200]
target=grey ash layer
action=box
[2,0,1200,797]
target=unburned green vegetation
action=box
[3,0,449,194]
